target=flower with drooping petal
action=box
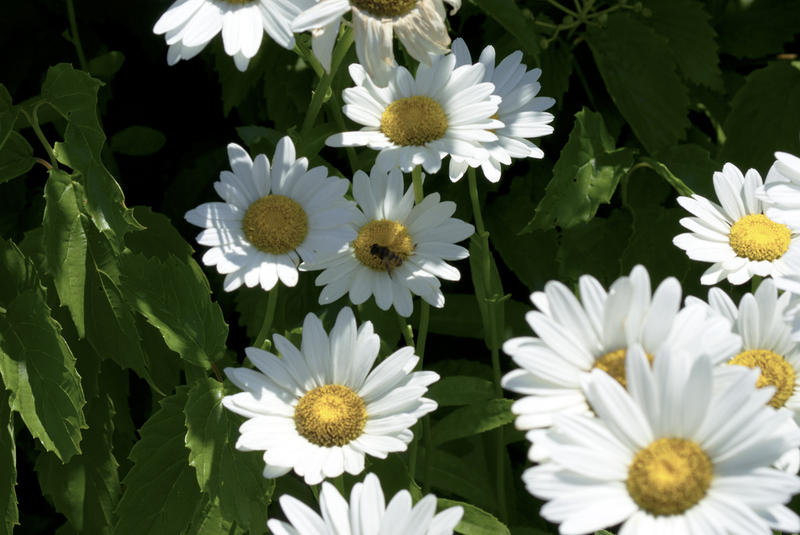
[525,346,800,535]
[222,307,439,485]
[326,55,503,175]
[268,473,463,535]
[302,166,474,317]
[153,0,308,71]
[185,137,357,292]
[292,0,460,86]
[448,38,555,183]
[673,162,800,285]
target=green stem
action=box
[411,166,424,203]
[396,313,414,347]
[545,0,579,17]
[467,168,486,236]
[254,287,279,349]
[422,416,433,494]
[66,0,88,71]
[24,106,58,169]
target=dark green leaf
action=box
[124,207,195,262]
[0,85,16,148]
[87,51,125,82]
[0,289,87,462]
[650,144,719,199]
[642,0,722,89]
[432,399,514,446]
[720,61,800,172]
[469,0,540,63]
[0,132,34,185]
[468,236,505,351]
[418,449,493,512]
[43,169,88,337]
[119,253,228,368]
[438,498,510,535]
[109,126,166,156]
[427,376,495,407]
[586,13,690,153]
[42,63,140,252]
[526,109,634,231]
[557,209,632,287]
[184,378,275,532]
[0,239,38,305]
[717,0,800,59]
[538,39,572,108]
[114,387,203,535]
[0,389,17,535]
[184,497,242,535]
[35,393,120,534]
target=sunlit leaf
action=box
[438,498,510,535]
[431,399,513,446]
[0,389,16,535]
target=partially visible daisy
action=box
[326,55,503,174]
[185,137,357,292]
[501,265,739,442]
[673,162,800,285]
[153,0,307,71]
[292,0,460,86]
[525,346,800,535]
[758,151,800,228]
[268,473,463,535]
[448,38,555,183]
[222,307,439,485]
[302,166,474,317]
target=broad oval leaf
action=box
[431,399,514,446]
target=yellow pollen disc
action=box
[627,437,712,516]
[728,213,791,261]
[294,385,367,447]
[593,349,654,388]
[353,219,415,271]
[380,96,448,147]
[350,0,417,17]
[241,194,308,255]
[728,349,796,408]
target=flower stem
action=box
[396,313,414,347]
[66,0,88,71]
[254,287,279,349]
[23,106,58,169]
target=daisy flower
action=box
[673,162,800,285]
[524,346,800,535]
[302,166,474,317]
[501,265,739,445]
[222,307,439,485]
[326,55,503,175]
[292,0,460,86]
[448,38,555,183]
[184,137,357,292]
[758,151,800,228]
[268,473,463,535]
[153,0,306,71]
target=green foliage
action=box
[0,84,33,184]
[439,498,511,535]
[109,126,166,156]
[717,0,800,59]
[184,378,275,533]
[432,399,514,446]
[469,235,506,351]
[470,0,540,62]
[427,376,495,407]
[0,390,17,535]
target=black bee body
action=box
[370,243,405,272]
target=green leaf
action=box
[0,289,87,462]
[114,387,203,535]
[0,131,34,185]
[0,389,17,535]
[538,39,572,108]
[469,0,540,63]
[109,126,166,156]
[427,376,495,407]
[119,253,228,368]
[431,399,514,446]
[0,85,16,147]
[184,497,242,535]
[642,0,722,90]
[35,393,120,534]
[557,209,632,287]
[438,499,510,535]
[720,61,800,172]
[41,63,140,252]
[0,239,38,304]
[468,235,505,351]
[650,144,719,199]
[43,169,88,337]
[525,109,634,231]
[717,0,800,59]
[87,51,125,81]
[586,13,690,153]
[418,449,493,512]
[184,378,275,532]
[124,207,195,262]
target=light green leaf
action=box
[437,499,510,535]
[184,497,243,535]
[586,13,690,153]
[184,378,275,532]
[642,0,722,89]
[431,399,514,446]
[0,239,37,304]
[720,61,800,172]
[42,63,140,252]
[35,393,120,534]
[109,126,166,156]
[119,253,228,368]
[0,389,17,535]
[427,376,495,407]
[0,289,87,462]
[114,387,203,535]
[43,169,88,337]
[469,0,540,62]
[0,131,34,185]
[525,109,634,231]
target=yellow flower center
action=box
[294,385,367,447]
[380,96,448,147]
[241,194,308,255]
[627,437,712,516]
[728,214,791,261]
[349,0,417,17]
[593,349,654,388]
[353,219,415,271]
[728,349,796,408]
